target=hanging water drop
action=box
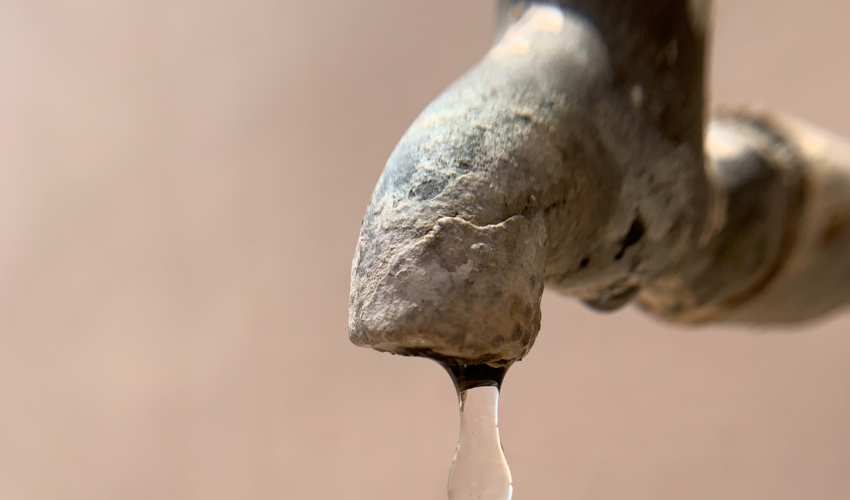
[441,361,513,500]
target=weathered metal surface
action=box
[349,0,850,366]
[640,110,850,323]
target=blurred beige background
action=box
[1,1,849,499]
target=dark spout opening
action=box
[440,360,512,392]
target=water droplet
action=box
[441,362,513,500]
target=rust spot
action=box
[822,211,848,248]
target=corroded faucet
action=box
[349,0,850,367]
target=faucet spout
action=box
[350,0,850,365]
[349,3,712,364]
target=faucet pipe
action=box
[348,1,850,366]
